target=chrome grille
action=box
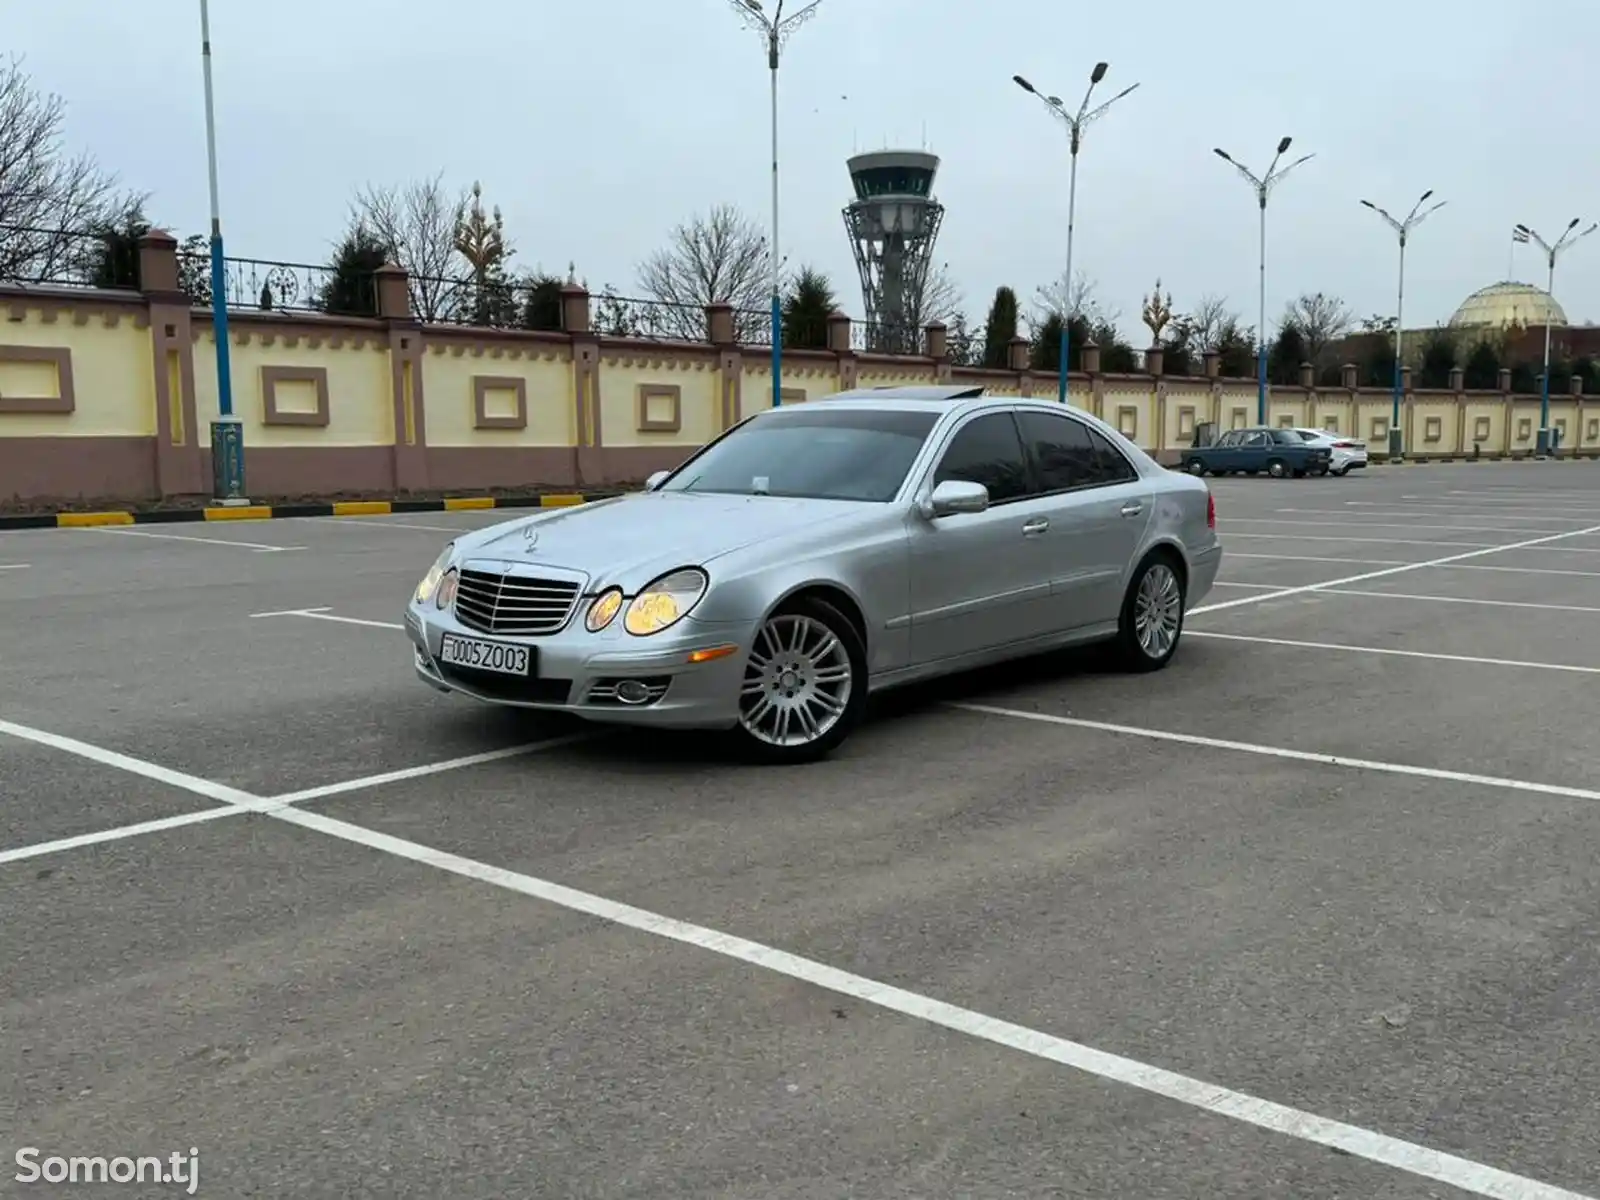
[452,568,580,635]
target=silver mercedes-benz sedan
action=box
[406,385,1222,762]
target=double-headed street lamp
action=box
[1014,64,1138,404]
[1213,138,1314,424]
[730,0,822,410]
[1360,190,1447,459]
[1514,218,1597,450]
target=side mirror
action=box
[922,478,989,518]
[644,469,671,492]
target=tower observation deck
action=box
[842,150,945,355]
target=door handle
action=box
[1119,502,1144,518]
[1021,517,1049,535]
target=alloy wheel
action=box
[738,613,854,747]
[1134,563,1182,659]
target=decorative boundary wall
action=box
[0,231,1594,505]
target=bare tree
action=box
[1180,294,1239,352]
[351,172,470,320]
[0,56,138,283]
[636,204,771,341]
[1283,291,1353,363]
[1032,267,1115,327]
[906,260,961,328]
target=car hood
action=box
[453,492,862,588]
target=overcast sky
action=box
[9,0,1600,338]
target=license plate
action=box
[439,633,533,676]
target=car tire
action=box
[1112,551,1186,673]
[1332,464,1349,476]
[1185,457,1207,475]
[728,595,868,765]
[1266,458,1287,478]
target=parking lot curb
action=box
[0,492,621,531]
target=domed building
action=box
[1448,281,1568,331]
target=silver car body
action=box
[405,387,1223,730]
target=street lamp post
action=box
[1360,191,1447,460]
[730,0,822,410]
[1014,65,1138,404]
[1514,218,1597,454]
[1212,138,1314,425]
[198,0,245,503]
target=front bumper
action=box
[405,600,754,730]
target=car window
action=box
[1241,431,1266,447]
[933,412,1033,503]
[1086,426,1138,482]
[1294,430,1320,442]
[659,406,939,501]
[1270,429,1301,444]
[1215,431,1238,447]
[1016,410,1097,491]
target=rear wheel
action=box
[1112,552,1186,672]
[1186,457,1207,475]
[730,596,866,764]
[1332,464,1349,477]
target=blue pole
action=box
[199,0,244,501]
[1256,194,1268,425]
[769,48,783,407]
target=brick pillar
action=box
[138,230,205,496]
[377,263,428,491]
[827,310,857,391]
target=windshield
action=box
[659,407,940,501]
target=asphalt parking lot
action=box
[5,463,1600,1199]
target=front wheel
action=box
[730,596,866,764]
[1185,457,1207,475]
[1266,458,1288,478]
[1112,553,1187,672]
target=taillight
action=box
[1206,490,1216,529]
[1334,441,1357,448]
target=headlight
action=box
[623,567,708,636]
[435,568,459,610]
[414,543,455,603]
[585,587,624,632]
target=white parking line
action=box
[1294,506,1591,525]
[1210,582,1600,613]
[1186,630,1599,674]
[1227,553,1410,565]
[1,713,1591,1200]
[267,735,595,805]
[1229,518,1571,535]
[324,518,469,533]
[0,563,29,570]
[1191,522,1600,615]
[270,801,1598,1200]
[250,607,403,630]
[92,528,303,552]
[0,719,586,865]
[1225,533,1495,547]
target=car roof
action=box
[818,384,990,402]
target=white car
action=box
[1293,428,1368,476]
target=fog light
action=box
[615,679,651,705]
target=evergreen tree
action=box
[782,266,835,351]
[317,222,388,317]
[982,286,1018,368]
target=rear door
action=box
[905,410,1059,663]
[1014,409,1155,630]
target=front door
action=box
[906,410,1056,664]
[1014,409,1154,629]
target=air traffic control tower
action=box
[842,150,946,355]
